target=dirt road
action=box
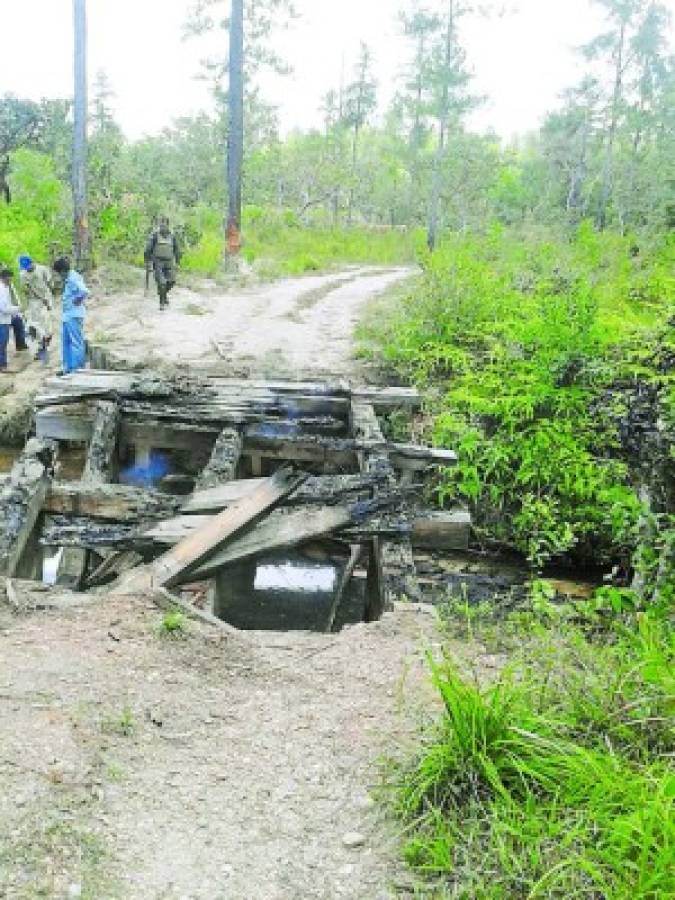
[90,267,412,376]
[0,266,462,900]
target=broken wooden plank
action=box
[187,495,398,583]
[44,482,181,522]
[35,370,419,413]
[85,550,144,589]
[152,467,307,588]
[0,439,55,578]
[183,473,384,514]
[188,506,354,582]
[196,427,244,490]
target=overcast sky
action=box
[1,0,674,141]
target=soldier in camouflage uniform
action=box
[144,217,181,310]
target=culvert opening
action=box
[210,541,373,633]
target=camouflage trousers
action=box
[153,261,176,307]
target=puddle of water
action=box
[214,546,367,632]
[43,547,64,586]
[255,563,337,593]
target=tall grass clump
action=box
[394,611,674,898]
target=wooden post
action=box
[226,0,244,257]
[72,0,91,270]
[351,400,419,611]
[197,427,244,490]
[82,401,120,484]
[0,439,55,579]
[58,400,120,589]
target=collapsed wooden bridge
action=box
[0,370,469,630]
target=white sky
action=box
[1,0,674,141]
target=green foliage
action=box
[159,609,187,637]
[0,150,69,266]
[366,226,675,567]
[392,611,675,898]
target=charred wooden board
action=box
[152,467,308,588]
[35,370,420,413]
[0,439,56,578]
[44,482,182,522]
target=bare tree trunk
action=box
[567,110,590,219]
[427,0,454,252]
[226,0,244,256]
[347,124,360,227]
[72,0,91,270]
[597,21,626,231]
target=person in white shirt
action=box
[0,267,28,373]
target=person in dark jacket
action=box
[144,217,181,310]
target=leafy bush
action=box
[365,226,675,568]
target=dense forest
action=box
[1,0,674,896]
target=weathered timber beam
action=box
[350,400,419,610]
[82,401,120,484]
[44,482,181,522]
[56,401,122,589]
[195,427,244,490]
[142,509,467,550]
[41,517,144,551]
[0,439,56,578]
[36,405,92,442]
[120,420,219,455]
[43,473,384,522]
[184,472,385,513]
[36,370,420,412]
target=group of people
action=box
[0,256,89,376]
[0,216,181,376]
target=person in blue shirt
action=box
[53,256,89,375]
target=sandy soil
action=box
[0,266,473,899]
[89,267,412,377]
[0,594,455,899]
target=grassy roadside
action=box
[360,225,675,897]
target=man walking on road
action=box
[19,255,54,363]
[53,256,89,375]
[144,217,181,310]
